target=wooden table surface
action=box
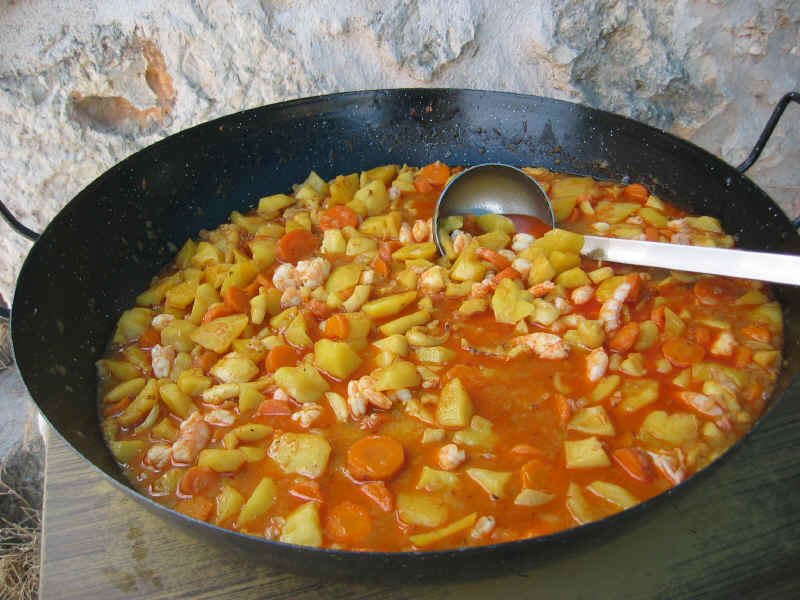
[40,383,800,599]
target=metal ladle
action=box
[433,163,800,286]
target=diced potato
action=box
[564,437,610,469]
[409,513,477,548]
[475,214,516,234]
[113,307,154,344]
[103,377,147,404]
[576,319,605,349]
[639,410,699,446]
[342,285,372,312]
[240,446,266,462]
[566,482,597,525]
[109,440,145,464]
[362,291,418,319]
[672,369,691,388]
[238,477,277,526]
[117,379,160,427]
[458,298,490,316]
[618,379,659,413]
[274,363,330,403]
[568,406,615,436]
[159,382,195,418]
[152,468,184,495]
[232,423,273,443]
[549,177,597,221]
[663,307,685,339]
[202,383,239,404]
[436,378,473,429]
[536,229,585,254]
[284,314,313,349]
[198,449,246,472]
[166,281,199,308]
[528,254,557,286]
[609,223,644,239]
[325,392,349,423]
[178,368,212,396]
[361,164,398,186]
[749,302,783,331]
[348,180,388,216]
[187,283,221,325]
[590,374,621,403]
[422,428,446,444]
[190,314,249,354]
[687,216,722,232]
[491,278,534,324]
[754,350,780,368]
[396,492,448,528]
[314,339,362,379]
[258,193,295,214]
[633,320,659,352]
[101,360,141,382]
[475,230,511,251]
[373,334,409,357]
[379,309,431,336]
[417,466,460,492]
[321,229,347,254]
[587,481,638,510]
[215,485,245,525]
[637,207,668,228]
[231,338,267,365]
[151,418,179,442]
[392,242,439,262]
[272,306,302,332]
[373,360,421,391]
[341,312,372,350]
[514,489,555,507]
[329,173,360,205]
[466,468,512,499]
[555,267,591,288]
[453,417,496,449]
[595,275,626,303]
[236,384,264,412]
[588,266,614,284]
[595,200,641,224]
[210,352,259,383]
[280,502,323,547]
[268,432,332,478]
[345,235,378,256]
[159,319,198,353]
[191,241,224,268]
[619,353,647,377]
[415,346,456,364]
[547,250,581,275]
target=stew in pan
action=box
[97,162,782,551]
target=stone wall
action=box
[0,0,798,302]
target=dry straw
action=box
[0,478,40,600]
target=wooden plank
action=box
[41,388,800,598]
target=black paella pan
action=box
[2,89,799,582]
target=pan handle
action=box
[734,91,800,229]
[0,201,41,320]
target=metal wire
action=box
[0,201,40,242]
[736,92,799,174]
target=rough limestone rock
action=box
[0,0,798,304]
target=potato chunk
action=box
[409,513,477,548]
[280,502,323,547]
[417,466,460,493]
[564,437,611,469]
[396,492,448,528]
[238,478,277,526]
[372,360,421,391]
[274,363,330,403]
[362,291,418,319]
[587,481,639,510]
[215,485,245,525]
[210,352,259,383]
[639,410,699,446]
[568,406,615,437]
[466,468,512,499]
[190,314,249,354]
[268,432,332,479]
[314,339,362,379]
[436,378,473,429]
[618,379,659,413]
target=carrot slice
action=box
[612,448,654,483]
[255,397,292,416]
[645,226,659,242]
[179,466,219,496]
[741,325,771,344]
[371,257,390,278]
[202,303,236,323]
[289,482,324,503]
[733,345,753,369]
[265,345,299,372]
[418,161,451,186]
[622,183,649,203]
[347,436,405,481]
[324,501,373,544]
[414,178,435,194]
[138,327,161,349]
[662,338,707,367]
[608,322,640,352]
[195,349,219,373]
[223,285,251,313]
[242,278,262,296]
[691,325,713,347]
[320,205,360,230]
[277,229,318,263]
[174,497,214,522]
[323,314,350,340]
[360,482,394,512]
[650,305,666,329]
[476,247,512,270]
[520,458,554,490]
[308,299,332,319]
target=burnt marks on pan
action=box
[408,96,461,127]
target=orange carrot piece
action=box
[138,327,161,349]
[255,397,292,416]
[323,314,350,340]
[733,345,753,369]
[276,229,318,263]
[645,226,659,242]
[256,271,273,289]
[320,205,360,230]
[553,393,573,425]
[223,285,251,313]
[360,482,394,512]
[202,303,236,323]
[179,466,219,497]
[414,178,435,193]
[691,325,713,347]
[651,305,666,329]
[622,183,649,203]
[103,396,131,417]
[174,496,214,522]
[741,325,771,344]
[520,458,554,490]
[662,338,707,367]
[265,345,299,372]
[612,448,654,483]
[476,247,512,270]
[308,299,332,319]
[347,436,405,481]
[608,322,640,353]
[195,349,219,373]
[324,501,373,544]
[417,161,450,186]
[625,273,642,302]
[242,279,262,296]
[371,257,391,278]
[379,241,402,264]
[289,482,324,503]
